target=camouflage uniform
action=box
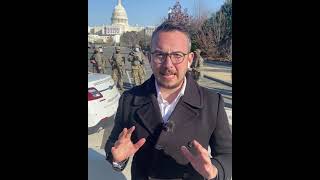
[191,49,204,81]
[128,45,146,86]
[98,48,108,74]
[96,52,108,74]
[110,46,125,90]
[90,49,105,73]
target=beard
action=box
[155,68,184,89]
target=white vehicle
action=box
[88,72,120,129]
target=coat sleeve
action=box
[104,93,128,169]
[209,93,232,180]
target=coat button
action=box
[187,141,193,148]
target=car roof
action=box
[88,73,112,83]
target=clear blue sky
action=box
[89,0,226,27]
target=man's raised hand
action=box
[111,126,146,162]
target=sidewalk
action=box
[201,62,232,87]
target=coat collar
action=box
[131,72,203,138]
[132,72,203,109]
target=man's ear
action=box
[189,52,194,60]
[188,52,194,68]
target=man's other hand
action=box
[181,140,218,180]
[111,126,146,162]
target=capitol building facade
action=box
[88,0,155,44]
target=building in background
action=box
[89,0,155,44]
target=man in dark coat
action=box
[104,21,232,180]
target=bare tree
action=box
[160,0,232,60]
[165,0,191,26]
[191,0,232,60]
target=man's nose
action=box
[162,55,174,68]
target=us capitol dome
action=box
[88,0,155,44]
[111,0,128,27]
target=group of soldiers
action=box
[90,45,205,90]
[89,45,146,91]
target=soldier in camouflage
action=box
[128,44,146,86]
[190,49,204,81]
[109,46,125,90]
[98,47,108,74]
[89,49,97,73]
[89,48,106,74]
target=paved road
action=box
[198,76,232,108]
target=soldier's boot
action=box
[93,66,98,73]
[96,67,102,74]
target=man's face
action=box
[150,31,194,89]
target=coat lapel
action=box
[135,96,163,135]
[133,76,163,136]
[166,72,203,127]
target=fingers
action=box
[193,140,207,155]
[118,128,127,140]
[133,138,146,150]
[125,126,135,139]
[192,140,212,165]
[118,126,135,140]
[181,140,209,163]
[181,146,195,163]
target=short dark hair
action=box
[151,21,191,51]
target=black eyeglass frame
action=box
[150,50,189,65]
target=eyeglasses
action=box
[151,51,188,65]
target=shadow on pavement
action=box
[205,87,232,108]
[203,68,231,73]
[210,87,232,96]
[88,148,128,180]
[224,102,232,108]
[204,60,232,67]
